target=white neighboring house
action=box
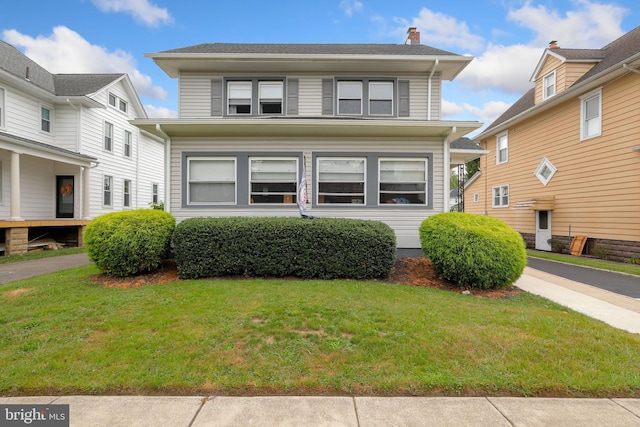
[0,41,164,255]
[133,28,486,248]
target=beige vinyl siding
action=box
[179,73,213,118]
[170,137,445,247]
[466,72,640,242]
[564,62,597,89]
[535,56,562,103]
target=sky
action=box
[1,0,638,135]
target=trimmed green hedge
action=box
[172,217,396,280]
[419,212,526,289]
[85,209,175,277]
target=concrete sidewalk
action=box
[2,395,640,426]
[0,253,91,284]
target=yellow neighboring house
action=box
[465,26,640,260]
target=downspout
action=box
[155,124,171,213]
[135,128,140,209]
[623,64,640,75]
[427,59,439,120]
[443,126,456,212]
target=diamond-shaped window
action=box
[534,157,557,186]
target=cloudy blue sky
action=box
[2,0,638,134]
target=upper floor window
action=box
[0,87,5,128]
[41,106,51,133]
[109,92,128,114]
[337,81,363,115]
[317,157,366,204]
[379,158,427,205]
[496,131,508,164]
[104,122,113,152]
[187,157,236,205]
[258,82,283,114]
[108,93,117,107]
[369,82,393,116]
[226,79,285,116]
[581,89,602,140]
[249,157,297,204]
[543,71,556,100]
[534,157,557,186]
[492,185,509,208]
[124,130,132,158]
[336,79,395,116]
[119,99,128,113]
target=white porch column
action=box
[10,151,23,221]
[82,166,91,220]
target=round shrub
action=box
[419,212,526,289]
[85,209,175,277]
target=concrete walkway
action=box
[3,254,640,426]
[2,395,640,426]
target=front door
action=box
[56,176,74,218]
[535,210,552,251]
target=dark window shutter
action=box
[322,79,334,115]
[398,80,410,117]
[287,79,299,115]
[211,79,223,116]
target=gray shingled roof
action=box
[450,137,485,151]
[53,74,123,96]
[483,25,640,134]
[0,41,123,97]
[160,43,459,57]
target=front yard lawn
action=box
[1,264,639,397]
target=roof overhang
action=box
[450,147,490,166]
[131,118,482,140]
[477,53,640,141]
[0,133,97,167]
[513,196,555,210]
[145,53,473,80]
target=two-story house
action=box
[133,28,483,248]
[465,26,640,260]
[0,41,164,255]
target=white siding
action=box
[3,84,56,145]
[54,104,79,152]
[169,137,445,248]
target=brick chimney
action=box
[549,40,559,49]
[406,27,420,45]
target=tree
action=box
[465,158,480,181]
[450,170,459,189]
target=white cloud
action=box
[339,0,363,17]
[457,44,540,94]
[441,100,465,117]
[507,0,627,48]
[144,104,178,118]
[92,0,173,27]
[2,26,167,100]
[394,7,485,52]
[461,100,513,124]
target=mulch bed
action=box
[91,257,522,299]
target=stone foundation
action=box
[5,227,29,256]
[520,232,640,263]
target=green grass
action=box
[527,250,640,277]
[0,247,86,265]
[1,265,639,397]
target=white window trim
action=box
[108,92,117,107]
[119,99,128,113]
[187,156,237,205]
[543,70,556,100]
[492,185,509,208]
[249,156,298,205]
[123,179,131,208]
[316,157,367,205]
[123,130,132,158]
[534,157,557,186]
[152,183,159,204]
[580,88,602,141]
[103,175,113,207]
[104,121,114,152]
[40,104,52,134]
[337,81,363,116]
[496,131,508,165]
[378,157,427,206]
[368,81,394,117]
[0,160,3,204]
[474,193,479,203]
[0,86,5,129]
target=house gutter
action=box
[623,63,640,75]
[443,126,456,212]
[156,124,171,213]
[427,59,439,120]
